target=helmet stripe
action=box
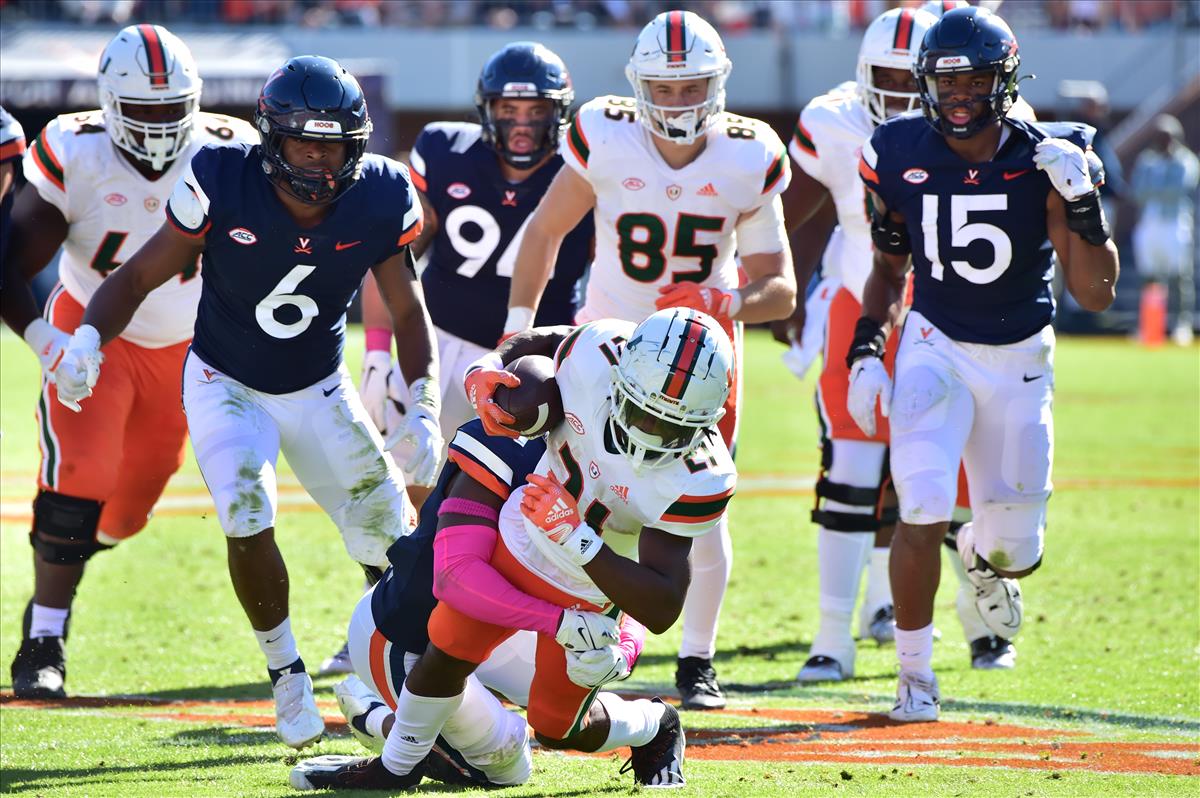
[137,24,170,88]
[662,315,707,400]
[666,10,687,63]
[892,9,914,51]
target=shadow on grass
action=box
[0,753,269,793]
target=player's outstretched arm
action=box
[81,221,204,344]
[506,166,595,335]
[1046,189,1119,313]
[581,526,691,634]
[372,250,438,388]
[496,325,574,365]
[2,186,71,375]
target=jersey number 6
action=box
[256,265,319,339]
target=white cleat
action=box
[957,527,1023,639]
[334,675,388,754]
[889,670,940,722]
[274,669,325,749]
[318,640,355,676]
[797,655,852,683]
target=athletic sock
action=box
[381,685,464,776]
[29,603,69,639]
[678,516,732,660]
[593,692,667,753]
[864,546,893,612]
[894,623,935,679]
[811,528,870,659]
[254,617,301,672]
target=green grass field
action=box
[1,327,1197,796]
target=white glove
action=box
[847,357,891,437]
[23,318,70,382]
[55,325,103,412]
[565,643,631,688]
[359,349,393,434]
[389,377,444,487]
[555,608,619,653]
[1033,138,1095,201]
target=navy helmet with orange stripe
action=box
[914,6,1022,139]
[475,42,574,169]
[97,24,202,172]
[855,7,938,127]
[610,308,733,472]
[255,56,372,204]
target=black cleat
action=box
[970,636,1017,670]
[290,755,425,791]
[424,735,494,787]
[621,698,686,788]
[674,656,725,710]
[11,636,66,699]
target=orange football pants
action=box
[35,286,190,541]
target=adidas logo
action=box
[696,182,718,197]
[610,484,629,503]
[401,735,420,744]
[545,498,575,524]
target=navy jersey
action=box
[169,143,421,393]
[411,122,592,349]
[371,419,547,655]
[0,106,25,288]
[862,114,1097,344]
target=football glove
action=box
[391,377,444,487]
[847,357,891,438]
[655,283,741,323]
[359,349,393,434]
[464,366,521,439]
[555,608,619,653]
[22,318,70,382]
[565,643,631,688]
[1033,138,1096,202]
[520,472,603,567]
[55,325,103,412]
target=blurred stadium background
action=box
[2,0,1198,332]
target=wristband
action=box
[365,327,391,353]
[1064,190,1111,246]
[845,317,886,369]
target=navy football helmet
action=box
[475,42,573,169]
[255,56,372,204]
[914,6,1021,139]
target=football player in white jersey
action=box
[292,307,733,790]
[0,24,254,700]
[505,8,796,710]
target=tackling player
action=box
[0,25,255,700]
[50,56,444,749]
[505,9,796,710]
[850,7,1118,721]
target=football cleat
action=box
[674,656,726,710]
[10,636,67,699]
[335,675,388,754]
[318,640,355,676]
[970,636,1017,670]
[796,654,851,683]
[958,529,1024,639]
[621,698,686,788]
[290,755,423,791]
[860,604,896,645]
[271,660,325,749]
[889,670,940,722]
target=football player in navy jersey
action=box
[0,105,24,291]
[51,56,445,750]
[849,7,1118,722]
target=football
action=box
[493,354,564,438]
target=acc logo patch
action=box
[228,227,257,245]
[447,182,472,200]
[622,177,645,191]
[903,168,929,184]
[565,412,585,435]
[104,193,127,206]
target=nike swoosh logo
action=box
[265,635,283,644]
[322,386,338,397]
[1022,374,1042,382]
[335,240,362,251]
[1003,169,1031,180]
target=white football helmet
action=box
[98,24,202,171]
[921,0,970,16]
[609,308,733,472]
[625,10,731,145]
[856,8,938,126]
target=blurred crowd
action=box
[1,0,1194,31]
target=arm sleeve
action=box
[788,105,824,184]
[560,98,604,180]
[734,194,787,256]
[432,522,562,635]
[759,125,790,201]
[446,419,548,500]
[858,129,892,208]
[617,614,646,668]
[23,121,67,214]
[396,169,424,248]
[657,483,736,539]
[408,127,431,194]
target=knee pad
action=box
[30,490,110,565]
[972,502,1046,573]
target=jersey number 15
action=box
[921,194,1012,285]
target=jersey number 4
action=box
[90,231,198,282]
[445,205,550,279]
[921,194,1012,285]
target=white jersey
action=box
[498,320,737,605]
[563,96,789,324]
[24,110,255,347]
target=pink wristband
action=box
[438,498,500,523]
[365,327,391,352]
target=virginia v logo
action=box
[294,237,312,254]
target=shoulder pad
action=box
[1021,118,1096,150]
[447,419,547,500]
[25,117,70,194]
[195,113,257,146]
[562,96,637,171]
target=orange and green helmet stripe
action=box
[662,314,708,400]
[137,24,171,89]
[665,10,688,63]
[892,9,916,50]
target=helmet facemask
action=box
[258,119,371,205]
[608,366,721,472]
[479,97,567,169]
[627,69,729,146]
[917,65,1017,139]
[101,92,200,172]
[857,62,921,126]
